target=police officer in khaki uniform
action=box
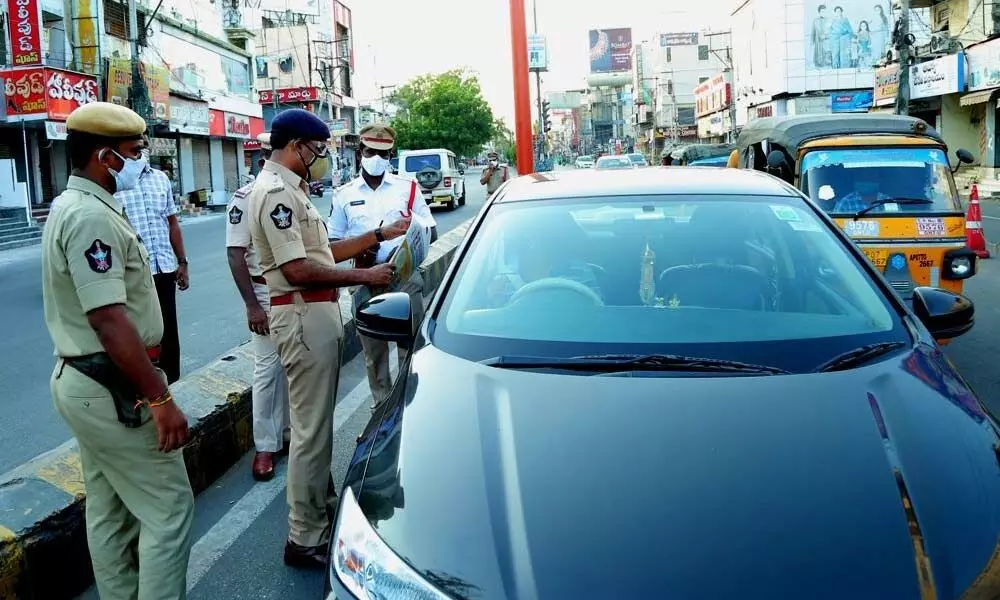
[328,124,437,410]
[227,131,290,482]
[42,102,194,599]
[480,150,509,198]
[247,109,394,568]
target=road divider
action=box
[0,218,472,600]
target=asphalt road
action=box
[0,171,487,475]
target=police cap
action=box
[359,124,396,151]
[257,132,272,150]
[66,102,146,138]
[486,151,499,159]
[271,109,330,145]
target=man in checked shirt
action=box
[116,141,190,383]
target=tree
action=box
[390,69,497,158]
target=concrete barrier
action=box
[0,218,473,599]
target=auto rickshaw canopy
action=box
[735,114,943,158]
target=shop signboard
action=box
[965,38,1000,92]
[107,59,171,120]
[1,67,98,121]
[257,86,319,104]
[874,63,900,106]
[45,120,67,140]
[169,97,210,135]
[329,118,349,136]
[909,53,965,99]
[224,112,251,139]
[209,109,225,137]
[660,32,698,46]
[9,0,43,66]
[831,90,874,112]
[694,72,732,118]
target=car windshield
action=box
[627,154,647,165]
[433,194,906,372]
[596,157,633,169]
[801,147,960,215]
[404,154,442,172]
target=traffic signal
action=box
[542,100,551,133]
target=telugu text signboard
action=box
[1,67,99,121]
[909,53,965,99]
[257,86,319,104]
[9,0,43,66]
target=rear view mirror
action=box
[956,148,975,164]
[766,150,786,171]
[911,286,974,341]
[355,292,414,349]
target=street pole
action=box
[894,0,910,116]
[127,0,151,124]
[532,0,545,165]
[270,77,278,110]
[509,0,534,173]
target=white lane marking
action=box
[185,358,393,592]
[983,215,1000,221]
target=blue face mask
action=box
[107,150,147,193]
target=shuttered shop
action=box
[191,138,212,190]
[222,140,239,192]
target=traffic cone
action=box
[967,184,990,259]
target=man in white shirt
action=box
[226,132,290,481]
[328,124,437,410]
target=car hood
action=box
[354,344,1000,600]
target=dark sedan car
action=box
[327,168,1000,600]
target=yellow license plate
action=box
[863,248,888,268]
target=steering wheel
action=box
[509,277,604,307]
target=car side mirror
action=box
[911,286,974,341]
[459,168,465,175]
[956,148,974,164]
[355,292,414,349]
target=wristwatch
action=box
[177,257,189,265]
[374,228,385,242]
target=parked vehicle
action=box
[398,148,466,210]
[732,114,978,303]
[575,155,595,168]
[328,167,990,599]
[595,155,636,170]
[669,143,735,166]
[626,152,649,167]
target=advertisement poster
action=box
[107,59,171,120]
[804,0,892,71]
[528,34,548,71]
[589,28,632,73]
[9,0,43,66]
[873,63,900,105]
[168,97,210,135]
[831,90,874,112]
[966,38,1000,92]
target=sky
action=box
[347,0,734,125]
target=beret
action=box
[66,102,146,138]
[358,123,396,150]
[271,108,330,141]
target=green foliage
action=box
[390,69,497,158]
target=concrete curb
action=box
[0,219,473,600]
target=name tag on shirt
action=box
[349,200,365,207]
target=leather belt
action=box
[251,275,267,285]
[270,289,339,306]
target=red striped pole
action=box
[509,0,534,174]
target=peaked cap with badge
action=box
[66,102,147,138]
[358,123,396,151]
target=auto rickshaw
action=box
[669,143,735,166]
[731,113,977,301]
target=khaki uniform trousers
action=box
[358,285,425,410]
[269,295,343,547]
[51,362,194,600]
[251,283,290,453]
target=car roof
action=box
[400,148,454,156]
[496,166,799,202]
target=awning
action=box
[960,89,996,107]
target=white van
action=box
[397,148,466,210]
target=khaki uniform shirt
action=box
[248,160,336,297]
[42,176,163,357]
[485,165,509,195]
[226,182,262,277]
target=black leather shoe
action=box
[284,540,329,569]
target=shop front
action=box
[0,66,99,218]
[166,95,212,202]
[208,96,262,205]
[962,38,1000,176]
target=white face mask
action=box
[361,154,388,177]
[489,160,499,168]
[108,150,147,193]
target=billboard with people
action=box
[589,28,633,73]
[804,0,892,72]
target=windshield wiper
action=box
[853,198,934,219]
[481,353,789,375]
[813,342,907,373]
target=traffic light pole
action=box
[533,0,544,163]
[509,0,534,173]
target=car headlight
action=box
[331,487,449,600]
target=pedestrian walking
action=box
[226,131,290,482]
[328,124,437,410]
[480,150,509,198]
[116,138,189,383]
[246,108,394,568]
[42,102,193,600]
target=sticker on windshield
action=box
[916,217,945,237]
[843,220,880,237]
[770,205,800,221]
[882,202,900,212]
[789,221,821,232]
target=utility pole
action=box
[270,77,278,110]
[532,0,545,165]
[894,0,911,116]
[127,0,151,125]
[509,0,534,173]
